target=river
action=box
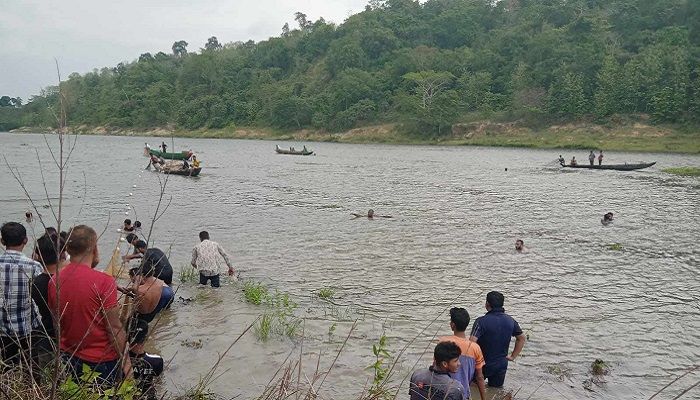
[1,132,699,400]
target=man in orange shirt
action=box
[439,307,487,400]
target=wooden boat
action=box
[153,163,202,176]
[275,145,314,156]
[561,162,656,171]
[146,148,193,160]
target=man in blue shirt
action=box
[470,291,526,388]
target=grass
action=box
[662,167,700,176]
[242,281,268,305]
[607,243,624,251]
[178,265,198,283]
[317,287,335,300]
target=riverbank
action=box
[10,120,700,153]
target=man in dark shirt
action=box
[409,341,465,400]
[134,240,173,285]
[470,291,526,388]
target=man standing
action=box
[598,150,604,165]
[438,308,487,400]
[409,341,465,400]
[48,225,131,387]
[470,291,526,388]
[0,222,43,368]
[191,231,236,288]
[134,240,173,285]
[589,150,596,165]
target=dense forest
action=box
[2,0,699,135]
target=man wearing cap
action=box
[470,291,526,387]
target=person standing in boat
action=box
[589,151,595,166]
[570,156,577,166]
[598,150,604,165]
[161,141,167,153]
[558,155,565,166]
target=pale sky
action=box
[0,0,370,100]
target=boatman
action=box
[598,150,604,165]
[589,151,595,166]
[161,141,167,153]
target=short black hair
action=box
[35,233,64,266]
[449,307,470,332]
[124,219,132,225]
[1,222,27,247]
[45,227,58,236]
[134,240,147,249]
[434,341,461,364]
[125,233,138,244]
[199,231,210,241]
[486,291,505,308]
[134,221,141,228]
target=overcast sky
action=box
[0,0,370,100]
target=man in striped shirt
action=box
[0,222,43,367]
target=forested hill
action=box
[3,0,700,135]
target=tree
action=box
[403,70,454,110]
[172,40,189,57]
[0,96,12,107]
[204,36,222,52]
[594,55,623,117]
[138,52,154,63]
[294,12,311,31]
[282,23,290,37]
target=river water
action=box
[1,132,699,400]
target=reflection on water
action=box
[1,133,699,399]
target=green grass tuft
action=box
[243,281,269,305]
[317,287,335,300]
[178,265,198,283]
[607,243,623,251]
[662,167,700,176]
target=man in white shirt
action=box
[190,231,236,287]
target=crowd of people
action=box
[410,292,526,400]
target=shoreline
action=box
[9,120,700,154]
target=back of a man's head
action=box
[125,233,138,244]
[35,233,65,266]
[199,231,210,241]
[449,307,470,332]
[434,341,461,365]
[1,222,27,247]
[486,291,505,309]
[134,240,147,250]
[66,225,97,257]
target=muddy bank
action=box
[10,120,700,153]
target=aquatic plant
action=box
[254,312,274,341]
[591,359,610,375]
[662,167,700,177]
[328,322,337,342]
[242,280,269,305]
[545,363,573,381]
[317,287,335,300]
[607,243,623,251]
[178,265,198,283]
[367,334,393,399]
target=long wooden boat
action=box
[147,148,193,160]
[153,164,202,176]
[561,162,656,171]
[275,145,314,156]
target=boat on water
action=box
[275,145,314,156]
[561,162,656,171]
[153,163,202,177]
[146,147,193,160]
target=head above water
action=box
[125,233,138,244]
[134,221,142,228]
[449,307,470,333]
[199,231,210,241]
[367,209,374,217]
[486,291,505,310]
[124,219,132,226]
[1,222,28,249]
[433,341,461,373]
[515,239,524,251]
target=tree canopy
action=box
[6,0,700,135]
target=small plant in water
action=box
[243,280,269,305]
[181,338,203,349]
[545,363,573,381]
[255,312,274,341]
[328,322,337,342]
[591,359,610,375]
[178,265,198,283]
[317,287,335,300]
[60,363,138,399]
[606,243,623,251]
[366,334,392,399]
